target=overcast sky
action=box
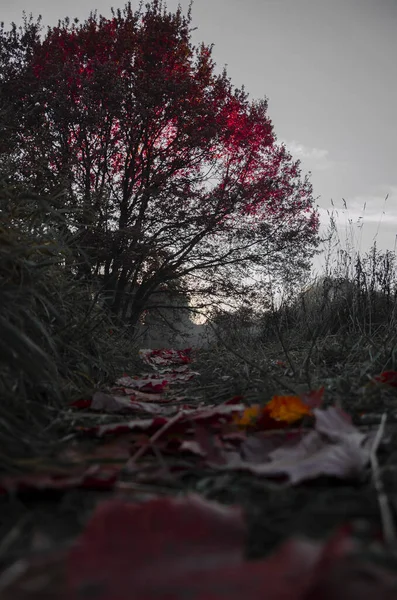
[3,0,397,279]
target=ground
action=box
[1,344,397,598]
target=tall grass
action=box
[195,199,397,414]
[0,185,143,467]
[1,184,397,467]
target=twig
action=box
[370,413,397,551]
[125,411,183,472]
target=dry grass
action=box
[194,202,397,424]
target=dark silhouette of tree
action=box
[0,1,321,327]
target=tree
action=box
[0,1,321,328]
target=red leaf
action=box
[3,497,397,598]
[67,495,318,600]
[70,398,92,409]
[64,496,397,600]
[84,401,245,437]
[373,370,397,387]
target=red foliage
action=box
[7,4,318,232]
[1,3,320,319]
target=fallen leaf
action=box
[66,495,321,600]
[139,348,192,368]
[264,395,312,423]
[373,370,397,388]
[300,386,325,409]
[118,388,171,402]
[115,376,169,393]
[66,496,396,600]
[234,404,261,427]
[234,395,312,430]
[240,430,306,463]
[91,391,136,412]
[212,407,371,484]
[3,496,397,599]
[84,402,245,438]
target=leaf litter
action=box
[0,347,397,598]
[2,495,397,599]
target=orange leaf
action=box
[233,405,261,427]
[264,395,312,424]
